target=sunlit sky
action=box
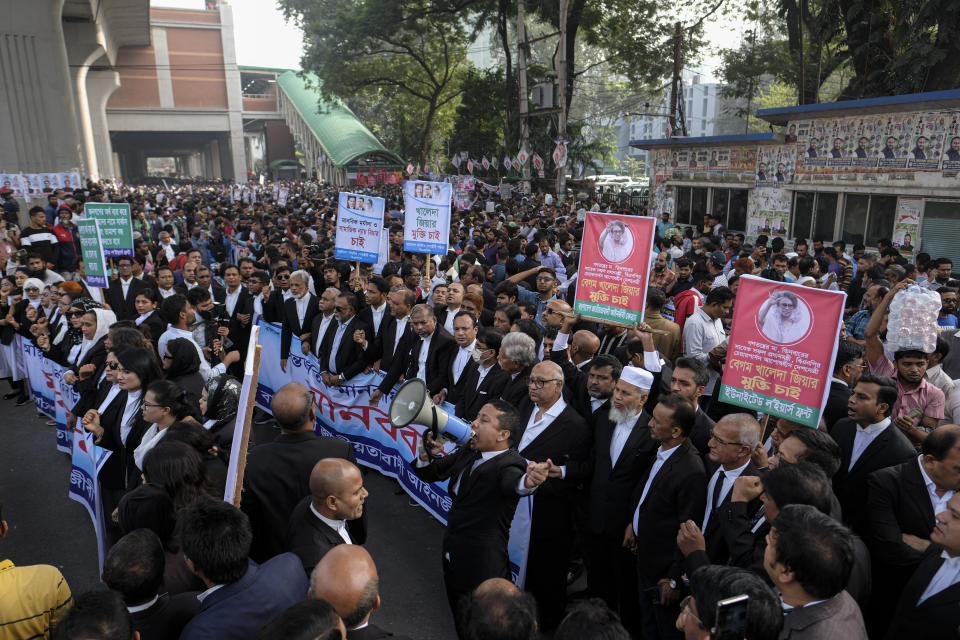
[151,0,740,80]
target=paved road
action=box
[0,396,456,639]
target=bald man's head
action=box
[271,383,315,432]
[310,458,368,521]
[571,330,600,364]
[460,577,537,640]
[310,545,380,629]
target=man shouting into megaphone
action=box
[414,399,550,619]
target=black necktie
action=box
[711,470,726,512]
[455,450,482,494]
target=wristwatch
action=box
[668,579,678,590]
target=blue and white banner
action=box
[17,336,112,570]
[254,320,531,584]
[335,192,384,264]
[403,180,451,255]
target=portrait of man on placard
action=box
[758,290,811,344]
[598,220,634,263]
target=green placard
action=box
[76,218,108,288]
[82,202,133,258]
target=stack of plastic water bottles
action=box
[887,284,941,353]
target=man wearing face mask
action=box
[455,328,509,422]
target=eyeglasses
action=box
[528,377,560,389]
[709,430,743,447]
[536,276,554,282]
[105,362,119,370]
[334,306,346,312]
[275,274,290,280]
[66,311,84,318]
[162,353,173,360]
[141,402,166,409]
[24,287,39,292]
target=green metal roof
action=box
[275,71,403,168]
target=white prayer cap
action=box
[619,365,653,391]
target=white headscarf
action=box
[23,278,44,308]
[74,308,116,365]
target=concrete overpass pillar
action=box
[0,0,84,175]
[86,69,122,179]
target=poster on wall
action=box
[877,115,909,170]
[746,187,791,243]
[729,147,758,173]
[850,117,881,170]
[893,197,923,255]
[709,148,731,170]
[907,112,944,170]
[825,118,854,170]
[942,130,960,171]
[756,145,796,186]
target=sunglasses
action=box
[105,362,119,370]
[275,274,290,280]
[66,310,84,318]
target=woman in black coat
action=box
[133,288,167,353]
[82,345,163,536]
[161,338,205,407]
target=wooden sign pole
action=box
[231,343,262,508]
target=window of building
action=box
[792,191,839,241]
[702,98,708,116]
[712,188,748,232]
[813,193,839,240]
[841,194,897,246]
[674,186,709,227]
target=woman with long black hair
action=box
[161,337,205,406]
[134,379,201,470]
[82,345,162,533]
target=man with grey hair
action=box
[498,332,538,406]
[679,413,764,567]
[517,360,591,630]
[281,269,319,370]
[308,287,341,358]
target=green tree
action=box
[279,0,469,167]
[449,67,508,163]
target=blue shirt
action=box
[656,219,675,238]
[845,309,871,340]
[938,314,959,329]
[517,287,556,327]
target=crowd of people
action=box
[0,178,958,640]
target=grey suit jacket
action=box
[779,590,868,640]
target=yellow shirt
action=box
[0,559,72,639]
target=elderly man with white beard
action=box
[565,366,657,634]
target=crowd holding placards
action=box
[0,178,958,640]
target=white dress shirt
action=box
[682,307,726,395]
[310,502,352,544]
[314,313,334,357]
[475,361,495,390]
[225,286,242,317]
[294,294,310,328]
[702,460,751,530]
[119,276,133,301]
[634,443,682,530]
[519,396,568,452]
[609,412,641,466]
[849,418,891,470]
[590,397,606,413]
[918,551,960,604]
[96,384,122,414]
[443,306,460,334]
[417,334,433,381]
[917,454,955,515]
[157,287,176,300]
[120,390,143,445]
[451,340,475,385]
[369,302,387,334]
[135,311,154,327]
[393,316,410,353]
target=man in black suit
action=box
[497,332,537,407]
[242,382,362,563]
[310,545,414,640]
[307,287,339,360]
[196,265,226,305]
[102,529,198,640]
[866,424,960,636]
[886,492,960,639]
[693,413,764,565]
[370,304,455,405]
[280,270,319,369]
[515,360,590,630]
[567,365,656,632]
[765,505,868,639]
[824,340,865,431]
[261,265,292,324]
[357,276,392,343]
[221,264,253,354]
[414,399,550,616]
[287,458,368,575]
[105,254,149,321]
[433,310,478,406]
[317,292,371,386]
[364,287,414,376]
[436,282,465,334]
[455,327,510,422]
[624,393,706,640]
[832,374,917,534]
[550,321,621,420]
[669,357,715,457]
